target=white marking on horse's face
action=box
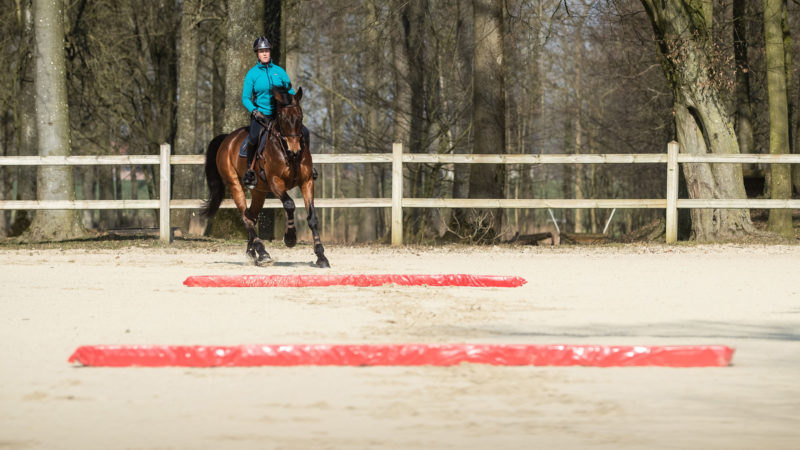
[286,136,301,153]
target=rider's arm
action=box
[241,69,257,113]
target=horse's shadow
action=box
[273,261,318,268]
[212,260,316,268]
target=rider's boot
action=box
[241,140,257,190]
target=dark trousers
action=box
[247,115,311,151]
[247,115,271,147]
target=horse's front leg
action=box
[280,192,297,248]
[244,192,272,266]
[301,179,329,268]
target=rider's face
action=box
[257,48,271,64]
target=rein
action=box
[269,104,304,159]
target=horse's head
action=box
[272,86,304,155]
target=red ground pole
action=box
[68,344,734,368]
[183,274,527,288]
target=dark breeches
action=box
[302,126,310,150]
[249,116,310,150]
[247,115,272,146]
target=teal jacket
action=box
[241,61,295,116]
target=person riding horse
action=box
[241,36,309,189]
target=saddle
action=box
[241,119,318,183]
[238,120,274,182]
[257,123,274,180]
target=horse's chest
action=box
[277,164,299,187]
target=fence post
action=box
[391,142,403,246]
[666,140,679,243]
[159,143,171,243]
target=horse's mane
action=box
[271,86,293,108]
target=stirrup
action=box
[242,170,257,190]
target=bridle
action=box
[271,104,304,159]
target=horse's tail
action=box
[200,133,228,218]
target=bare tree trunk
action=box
[389,0,413,240]
[452,0,472,205]
[781,2,793,156]
[588,126,598,233]
[443,0,472,241]
[154,1,179,154]
[401,0,429,238]
[641,0,754,240]
[326,10,346,241]
[468,0,505,240]
[764,0,792,236]
[733,0,755,157]
[211,38,226,137]
[257,0,283,241]
[781,0,799,194]
[357,0,381,241]
[98,166,117,229]
[280,0,298,79]
[12,0,36,235]
[702,0,713,30]
[222,0,260,132]
[209,0,263,238]
[273,0,299,241]
[173,0,199,233]
[0,110,10,236]
[27,0,85,241]
[572,7,592,234]
[81,166,97,229]
[391,0,412,153]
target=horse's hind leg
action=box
[244,194,272,266]
[280,192,297,248]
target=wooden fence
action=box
[1,141,799,244]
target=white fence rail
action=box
[1,141,799,244]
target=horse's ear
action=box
[273,88,286,105]
[295,87,303,104]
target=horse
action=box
[200,87,330,268]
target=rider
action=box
[240,36,295,189]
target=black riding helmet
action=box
[253,36,271,52]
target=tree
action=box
[763,0,792,237]
[450,0,473,210]
[733,0,754,156]
[784,0,799,195]
[222,1,262,132]
[5,0,781,244]
[27,0,85,241]
[640,0,754,240]
[468,0,506,239]
[400,0,431,239]
[10,0,37,236]
[569,1,596,234]
[357,0,382,241]
[208,0,264,238]
[172,0,200,233]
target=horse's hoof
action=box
[316,257,330,269]
[284,234,297,248]
[256,254,274,266]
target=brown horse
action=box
[201,87,330,268]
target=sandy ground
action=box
[0,243,798,449]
